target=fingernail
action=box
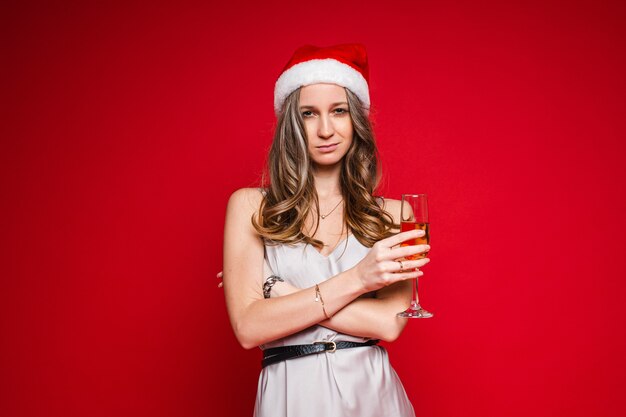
[417,230,425,236]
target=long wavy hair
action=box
[252,86,397,249]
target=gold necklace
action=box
[319,198,343,219]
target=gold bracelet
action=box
[314,283,332,319]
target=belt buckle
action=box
[314,340,337,353]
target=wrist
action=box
[342,267,368,297]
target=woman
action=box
[222,44,431,417]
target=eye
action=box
[302,110,314,118]
[334,108,349,115]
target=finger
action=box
[392,269,424,282]
[390,259,406,273]
[386,244,430,260]
[217,271,223,278]
[400,257,430,270]
[381,229,426,248]
[217,282,223,288]
[389,258,430,272]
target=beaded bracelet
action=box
[314,283,332,319]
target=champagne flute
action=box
[397,194,433,318]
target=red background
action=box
[2,1,625,416]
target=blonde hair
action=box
[252,87,396,249]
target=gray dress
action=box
[254,233,415,417]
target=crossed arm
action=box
[222,188,429,349]
[269,275,414,342]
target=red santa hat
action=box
[274,43,371,115]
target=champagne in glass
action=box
[397,194,433,318]
[400,221,430,259]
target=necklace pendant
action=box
[319,198,343,220]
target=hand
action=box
[353,229,431,293]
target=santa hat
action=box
[274,43,371,115]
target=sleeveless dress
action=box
[254,231,416,417]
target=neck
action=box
[312,163,342,200]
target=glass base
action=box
[397,301,434,319]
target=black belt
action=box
[262,339,379,368]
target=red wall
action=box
[2,1,625,416]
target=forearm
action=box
[318,296,409,341]
[227,268,366,349]
[271,281,411,342]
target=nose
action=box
[317,114,334,139]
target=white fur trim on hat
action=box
[274,58,370,115]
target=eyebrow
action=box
[299,102,348,109]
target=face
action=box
[298,83,354,168]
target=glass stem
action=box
[413,276,420,307]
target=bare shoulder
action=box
[225,187,265,228]
[227,187,264,211]
[379,197,402,223]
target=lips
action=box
[316,143,339,153]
